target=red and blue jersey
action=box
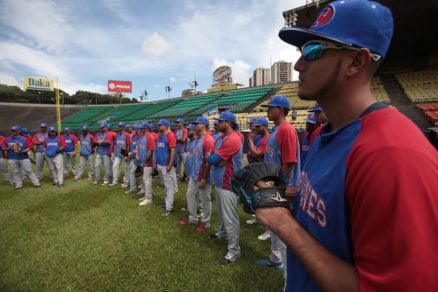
[156,131,176,166]
[79,133,95,157]
[95,132,112,156]
[175,128,188,153]
[115,131,131,158]
[33,132,48,153]
[264,121,299,183]
[247,133,269,163]
[190,133,215,182]
[4,135,31,160]
[288,106,438,291]
[211,131,242,190]
[138,133,155,167]
[44,136,66,158]
[63,134,78,153]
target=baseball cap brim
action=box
[279,27,352,48]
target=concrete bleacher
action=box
[254,83,314,112]
[395,70,438,102]
[371,76,391,103]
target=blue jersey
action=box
[138,133,155,167]
[79,133,94,157]
[5,135,29,160]
[211,132,242,190]
[185,138,197,178]
[175,128,187,153]
[300,133,310,168]
[95,132,111,156]
[33,132,47,153]
[63,134,77,153]
[190,133,215,183]
[45,136,64,158]
[156,131,176,166]
[115,132,130,158]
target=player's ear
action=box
[345,48,372,77]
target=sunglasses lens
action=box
[302,43,323,61]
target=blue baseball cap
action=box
[141,122,150,129]
[11,125,21,131]
[64,127,71,132]
[156,119,170,127]
[176,118,185,123]
[185,124,196,131]
[21,127,29,135]
[48,126,56,132]
[100,123,107,128]
[308,103,322,113]
[248,117,258,124]
[215,111,236,124]
[134,123,142,131]
[40,123,48,128]
[279,0,393,59]
[107,123,112,129]
[82,125,89,131]
[118,122,126,127]
[306,113,318,125]
[261,95,290,109]
[193,117,209,125]
[253,117,269,127]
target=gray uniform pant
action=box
[112,156,127,184]
[186,177,212,224]
[47,154,64,184]
[9,158,39,187]
[142,166,153,200]
[0,157,14,185]
[157,164,175,211]
[63,152,77,175]
[176,152,186,178]
[123,159,130,184]
[95,154,110,183]
[35,152,48,180]
[127,160,138,191]
[215,187,240,259]
[76,155,94,179]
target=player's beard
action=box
[298,60,341,101]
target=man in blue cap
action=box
[94,123,112,186]
[110,122,131,186]
[32,122,49,180]
[44,126,65,188]
[75,125,95,181]
[207,111,242,265]
[255,1,438,291]
[138,122,156,205]
[4,125,40,189]
[174,118,188,181]
[62,127,78,177]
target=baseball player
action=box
[94,124,112,186]
[125,124,141,193]
[62,127,78,177]
[255,1,438,291]
[207,111,242,265]
[175,118,188,181]
[155,119,177,216]
[110,122,131,186]
[247,117,270,163]
[75,125,95,181]
[44,126,65,187]
[138,122,156,205]
[300,114,318,167]
[180,117,215,232]
[32,123,49,180]
[3,126,40,189]
[258,95,300,283]
[19,127,34,179]
[0,134,14,186]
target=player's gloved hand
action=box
[231,162,290,214]
[12,143,22,153]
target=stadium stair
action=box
[380,75,431,131]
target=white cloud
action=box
[169,77,177,82]
[142,33,172,60]
[0,73,21,88]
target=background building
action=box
[250,68,271,87]
[271,61,293,84]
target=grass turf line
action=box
[0,173,283,291]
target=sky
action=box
[0,0,309,102]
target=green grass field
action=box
[0,170,283,291]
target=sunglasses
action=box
[300,40,381,62]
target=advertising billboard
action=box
[212,66,232,87]
[23,76,54,91]
[108,80,132,93]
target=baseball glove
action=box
[13,142,22,153]
[231,162,289,214]
[120,146,128,157]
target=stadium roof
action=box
[282,0,438,70]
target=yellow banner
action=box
[23,76,54,91]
